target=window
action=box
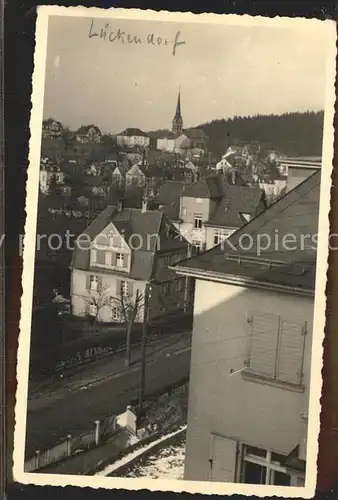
[214,229,227,246]
[192,240,202,254]
[89,303,97,317]
[116,253,124,268]
[242,446,292,485]
[112,306,120,321]
[89,275,98,291]
[194,214,202,229]
[245,311,307,386]
[118,280,129,296]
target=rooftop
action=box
[118,128,149,138]
[205,184,266,228]
[76,125,101,135]
[155,181,187,221]
[71,206,188,281]
[174,171,320,293]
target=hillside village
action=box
[28,90,323,486]
[36,97,323,314]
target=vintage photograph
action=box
[14,6,336,497]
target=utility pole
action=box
[138,282,151,419]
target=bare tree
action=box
[86,284,112,334]
[112,284,144,368]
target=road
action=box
[25,343,191,458]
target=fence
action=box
[24,413,117,472]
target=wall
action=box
[71,268,147,323]
[286,167,317,193]
[157,138,175,152]
[184,279,314,482]
[179,196,212,246]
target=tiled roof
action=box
[155,181,186,221]
[71,206,187,281]
[118,128,148,137]
[182,176,222,199]
[206,185,266,228]
[174,171,320,292]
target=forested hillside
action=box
[197,111,324,157]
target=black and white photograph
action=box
[13,6,336,497]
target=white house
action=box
[116,128,150,148]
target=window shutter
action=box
[247,311,280,378]
[97,276,103,293]
[116,279,121,295]
[124,254,129,268]
[111,252,116,266]
[276,320,306,385]
[210,434,238,482]
[128,282,133,297]
[86,274,91,290]
[97,250,105,265]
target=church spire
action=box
[172,88,183,136]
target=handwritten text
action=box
[88,20,186,56]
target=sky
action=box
[43,14,332,134]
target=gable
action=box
[95,222,130,251]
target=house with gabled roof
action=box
[116,128,150,149]
[178,173,266,252]
[125,164,147,187]
[175,128,208,156]
[75,125,102,143]
[172,170,320,486]
[42,118,63,140]
[70,202,192,323]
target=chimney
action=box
[231,169,236,185]
[142,197,148,212]
[117,198,124,212]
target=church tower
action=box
[172,89,183,136]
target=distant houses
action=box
[116,128,150,148]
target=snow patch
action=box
[96,425,186,477]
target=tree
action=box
[86,284,112,334]
[112,284,145,367]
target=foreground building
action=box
[70,202,192,323]
[173,171,320,485]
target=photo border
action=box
[12,5,337,498]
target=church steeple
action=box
[172,88,183,136]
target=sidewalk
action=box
[28,331,192,412]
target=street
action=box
[25,334,191,459]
